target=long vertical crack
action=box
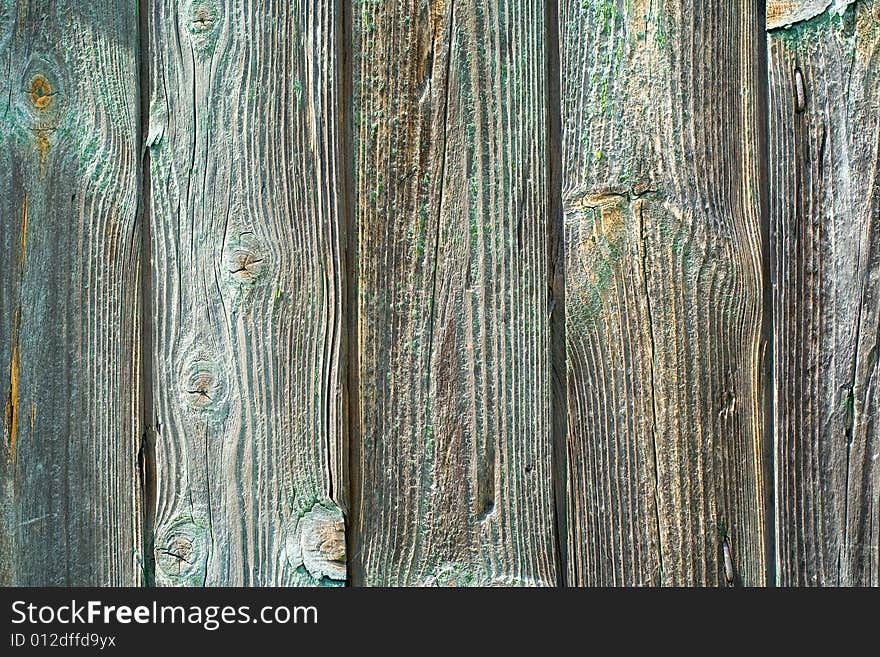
[136,0,157,588]
[340,0,361,587]
[836,11,878,584]
[758,0,776,588]
[839,244,866,585]
[638,201,666,585]
[420,1,457,525]
[545,0,568,587]
[423,1,456,405]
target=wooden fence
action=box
[1,0,878,586]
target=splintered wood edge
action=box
[767,0,855,30]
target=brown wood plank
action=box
[0,0,142,585]
[768,0,880,586]
[352,0,559,586]
[147,0,347,585]
[559,0,769,585]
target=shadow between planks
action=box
[0,0,877,587]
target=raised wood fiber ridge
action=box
[0,0,878,587]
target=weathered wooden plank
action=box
[560,0,768,585]
[148,0,347,585]
[768,0,880,586]
[0,1,141,585]
[352,0,558,585]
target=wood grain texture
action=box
[352,0,559,586]
[769,1,880,586]
[0,1,141,585]
[560,0,768,585]
[147,0,347,586]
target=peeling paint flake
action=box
[767,0,856,30]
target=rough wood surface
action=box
[769,0,880,586]
[352,0,559,586]
[0,1,141,585]
[147,0,347,586]
[559,0,768,585]
[6,0,880,590]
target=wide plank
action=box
[0,0,141,585]
[768,0,880,586]
[560,0,769,585]
[147,0,347,586]
[352,0,559,585]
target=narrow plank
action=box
[148,0,347,585]
[768,0,880,586]
[560,0,768,585]
[0,1,141,585]
[352,0,558,585]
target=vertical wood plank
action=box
[0,0,141,585]
[148,0,347,586]
[559,0,768,585]
[768,0,880,586]
[353,0,559,585]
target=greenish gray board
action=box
[0,0,141,585]
[147,0,347,586]
[351,0,559,585]
[559,0,769,585]
[768,0,880,586]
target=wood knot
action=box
[181,359,227,417]
[19,59,65,131]
[225,236,266,284]
[29,75,53,110]
[285,502,346,582]
[159,536,194,575]
[186,371,215,409]
[155,518,208,586]
[192,5,215,29]
[186,0,220,53]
